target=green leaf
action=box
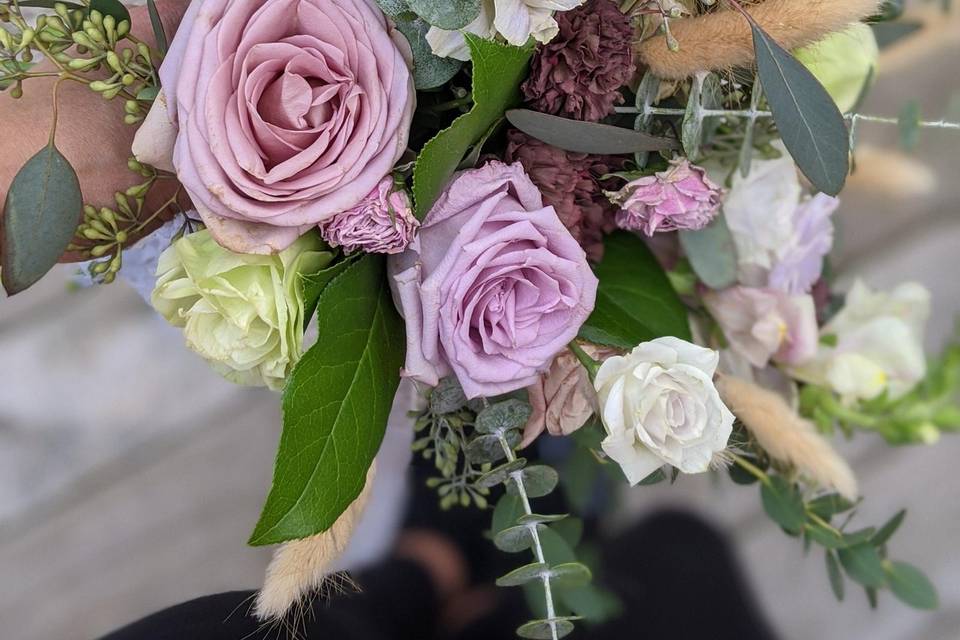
[550,518,583,549]
[841,527,877,547]
[550,562,592,589]
[516,618,577,639]
[807,494,856,520]
[885,561,938,610]
[476,458,527,489]
[678,214,738,290]
[805,523,847,549]
[898,101,921,151]
[838,544,887,588]
[760,476,806,535]
[374,0,409,16]
[579,232,691,349]
[475,398,532,435]
[17,0,83,7]
[492,493,524,534]
[465,432,517,464]
[300,254,357,323]
[248,255,405,545]
[871,509,906,547]
[517,513,569,526]
[2,144,81,295]
[394,16,463,90]
[506,109,679,155]
[135,85,160,102]
[429,376,468,413]
[751,22,849,195]
[146,0,168,55]
[412,35,533,219]
[89,0,131,24]
[826,550,845,601]
[494,524,538,553]
[407,0,479,29]
[639,468,666,486]
[508,465,559,499]
[497,562,548,587]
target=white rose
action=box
[594,337,735,484]
[426,0,586,61]
[789,280,930,401]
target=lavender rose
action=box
[609,159,723,236]
[319,177,418,254]
[139,0,415,254]
[389,162,598,399]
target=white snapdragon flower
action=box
[789,280,931,401]
[594,337,734,484]
[426,0,586,61]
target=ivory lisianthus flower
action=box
[768,194,838,295]
[609,159,723,236]
[388,162,597,399]
[151,230,333,390]
[318,177,418,254]
[426,0,586,62]
[136,0,415,254]
[790,280,931,401]
[594,337,734,484]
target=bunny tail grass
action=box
[254,463,377,621]
[636,0,884,79]
[717,376,858,500]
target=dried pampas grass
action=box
[636,0,884,79]
[254,462,377,621]
[717,375,858,500]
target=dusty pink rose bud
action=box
[147,0,416,254]
[319,178,418,254]
[610,159,723,236]
[522,344,618,448]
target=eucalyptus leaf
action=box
[508,465,559,499]
[413,35,533,219]
[871,509,906,547]
[516,618,576,640]
[681,72,710,160]
[475,398,532,435]
[678,214,738,290]
[838,544,887,588]
[751,22,849,195]
[476,458,527,489]
[517,513,568,526]
[579,232,691,349]
[885,561,938,610]
[549,562,592,589]
[826,550,845,601]
[494,524,538,553]
[805,523,846,549]
[374,0,408,16]
[807,493,856,520]
[492,493,525,534]
[496,562,549,587]
[760,476,805,535]
[841,528,877,547]
[16,0,83,7]
[465,432,518,463]
[394,16,463,90]
[407,0,480,29]
[429,376,468,414]
[506,109,679,155]
[248,255,405,545]
[2,144,81,295]
[146,0,168,55]
[89,0,131,24]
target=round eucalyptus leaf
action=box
[507,465,559,498]
[549,562,593,589]
[494,524,537,553]
[394,16,463,90]
[407,0,480,30]
[496,562,548,587]
[464,434,507,464]
[476,399,532,435]
[476,458,526,488]
[517,513,568,526]
[516,618,578,639]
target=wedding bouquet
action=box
[3,0,958,637]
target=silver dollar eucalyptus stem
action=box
[498,436,560,640]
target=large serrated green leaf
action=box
[751,22,849,195]
[412,35,533,219]
[579,232,691,349]
[2,144,81,295]
[248,254,405,545]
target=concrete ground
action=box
[1,8,959,640]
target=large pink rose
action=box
[389,162,598,399]
[142,0,415,253]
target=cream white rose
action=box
[594,337,735,484]
[789,280,930,401]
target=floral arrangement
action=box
[3,0,959,637]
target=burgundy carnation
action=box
[504,130,623,262]
[521,0,636,122]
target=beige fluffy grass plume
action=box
[717,375,858,500]
[637,0,884,79]
[254,462,377,621]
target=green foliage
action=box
[406,0,480,30]
[898,100,922,151]
[412,34,533,219]
[885,561,939,610]
[750,21,849,195]
[579,231,691,349]
[393,16,463,90]
[88,0,130,24]
[505,108,679,155]
[2,143,81,295]
[248,255,405,545]
[145,0,168,55]
[678,214,739,290]
[760,476,806,535]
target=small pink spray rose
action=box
[609,159,723,236]
[319,178,418,254]
[388,162,598,399]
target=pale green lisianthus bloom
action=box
[795,23,879,113]
[152,229,333,390]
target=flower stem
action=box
[730,453,771,487]
[568,342,601,382]
[498,436,559,640]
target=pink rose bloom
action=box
[610,159,723,236]
[703,286,818,368]
[522,344,617,447]
[389,162,598,399]
[145,0,415,254]
[319,177,418,254]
